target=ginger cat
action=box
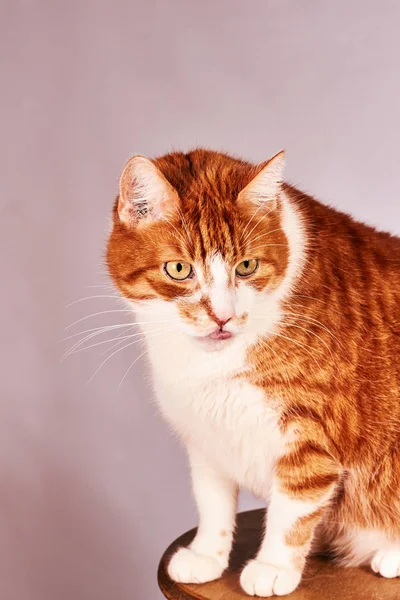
[107,149,400,596]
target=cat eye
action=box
[164,261,193,281]
[236,259,259,277]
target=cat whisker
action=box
[240,204,264,242]
[256,313,335,339]
[117,345,152,390]
[281,312,338,340]
[280,320,334,358]
[176,205,193,246]
[84,284,116,290]
[247,243,288,251]
[100,323,174,356]
[245,228,284,247]
[162,215,189,249]
[66,293,169,320]
[268,330,325,371]
[65,309,132,330]
[66,294,121,307]
[67,328,164,357]
[100,326,139,356]
[257,338,291,386]
[62,316,172,357]
[116,328,173,390]
[241,205,275,244]
[66,310,169,330]
[62,325,136,360]
[87,328,169,385]
[289,297,344,317]
[289,294,329,305]
[60,323,135,343]
[166,230,189,247]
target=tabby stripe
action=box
[278,442,330,470]
[281,405,322,429]
[127,264,161,284]
[283,472,339,496]
[284,507,325,547]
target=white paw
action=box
[371,549,400,578]
[167,547,225,584]
[240,559,301,597]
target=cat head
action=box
[107,149,305,350]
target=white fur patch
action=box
[156,366,285,498]
[208,253,235,323]
[269,192,307,305]
[371,548,400,578]
[132,193,308,479]
[168,547,225,584]
[336,527,393,567]
[240,560,301,597]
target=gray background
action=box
[1,1,400,599]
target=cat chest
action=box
[155,375,285,497]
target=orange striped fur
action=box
[107,149,400,595]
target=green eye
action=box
[164,261,192,281]
[236,259,258,277]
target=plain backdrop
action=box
[1,1,400,599]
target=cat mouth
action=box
[208,329,233,341]
[198,329,233,342]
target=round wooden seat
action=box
[158,508,400,599]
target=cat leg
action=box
[168,446,238,583]
[240,443,340,597]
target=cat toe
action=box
[240,559,301,597]
[371,549,400,578]
[167,547,225,584]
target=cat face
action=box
[107,150,303,350]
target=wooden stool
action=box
[158,508,399,599]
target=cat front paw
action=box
[371,549,400,578]
[240,559,301,597]
[167,547,225,584]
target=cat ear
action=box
[237,150,285,208]
[118,155,179,226]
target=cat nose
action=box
[215,317,231,328]
[211,312,234,329]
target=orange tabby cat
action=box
[107,149,400,596]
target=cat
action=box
[106,148,400,597]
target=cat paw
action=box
[240,559,301,597]
[167,547,225,583]
[371,549,400,578]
